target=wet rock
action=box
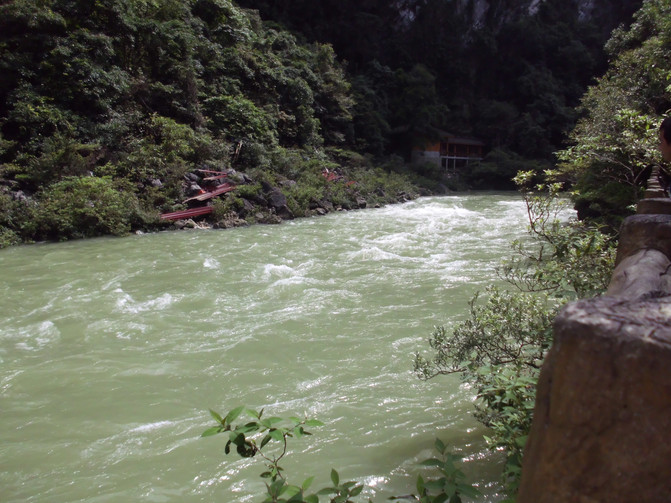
[356,196,367,209]
[319,200,335,213]
[174,219,197,229]
[214,212,248,229]
[239,198,256,217]
[255,212,282,225]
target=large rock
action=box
[517,296,671,502]
[267,188,294,220]
[611,214,671,268]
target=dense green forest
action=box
[237,0,642,181]
[0,0,419,246]
[0,0,650,246]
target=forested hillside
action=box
[237,0,642,181]
[0,0,649,246]
[0,0,418,246]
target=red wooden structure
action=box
[159,176,236,221]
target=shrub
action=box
[36,176,139,240]
[415,179,616,493]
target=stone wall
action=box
[517,195,671,502]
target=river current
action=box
[1,193,537,502]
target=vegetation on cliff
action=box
[0,0,648,247]
[556,0,671,227]
[237,0,642,174]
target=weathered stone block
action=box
[518,297,671,502]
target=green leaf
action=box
[260,434,272,449]
[416,474,425,495]
[224,406,245,425]
[283,484,301,498]
[350,484,363,497]
[209,409,224,425]
[304,495,319,503]
[245,408,261,419]
[302,476,315,491]
[424,480,445,492]
[268,428,284,441]
[201,426,222,437]
[330,468,340,487]
[434,438,446,454]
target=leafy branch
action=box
[202,407,481,503]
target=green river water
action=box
[1,193,543,502]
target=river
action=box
[1,193,536,502]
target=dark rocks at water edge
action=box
[169,167,414,231]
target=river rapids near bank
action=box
[1,193,543,502]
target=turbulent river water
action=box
[1,193,540,503]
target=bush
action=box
[36,176,139,240]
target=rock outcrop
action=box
[517,295,671,502]
[518,182,671,501]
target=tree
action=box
[556,0,671,226]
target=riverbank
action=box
[160,163,427,232]
[1,147,449,248]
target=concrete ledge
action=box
[613,214,671,266]
[606,248,671,298]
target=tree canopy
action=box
[556,0,671,226]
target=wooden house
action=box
[411,132,485,170]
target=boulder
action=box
[239,198,256,217]
[174,219,197,229]
[518,296,671,503]
[267,188,294,220]
[214,213,248,229]
[319,200,335,213]
[186,183,203,196]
